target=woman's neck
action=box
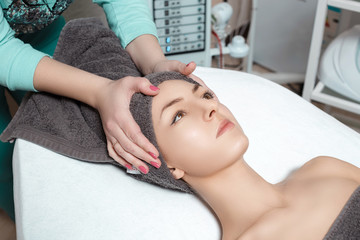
[185,159,285,240]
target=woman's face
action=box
[152,80,249,179]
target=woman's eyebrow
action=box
[160,84,200,118]
[192,84,200,93]
[161,97,183,117]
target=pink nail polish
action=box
[148,152,157,159]
[150,85,159,91]
[125,164,133,170]
[150,161,160,169]
[139,166,148,174]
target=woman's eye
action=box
[202,91,214,100]
[171,111,185,125]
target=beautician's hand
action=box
[126,34,211,92]
[95,76,161,174]
[34,58,161,174]
[152,60,196,75]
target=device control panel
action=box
[149,0,210,66]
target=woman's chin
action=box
[225,134,249,160]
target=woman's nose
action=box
[203,100,218,121]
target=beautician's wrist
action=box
[34,57,114,111]
[125,34,167,75]
[91,77,113,110]
[146,58,168,75]
[135,53,167,75]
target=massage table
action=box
[12,67,360,239]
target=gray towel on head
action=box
[323,186,360,240]
[0,18,194,193]
[130,72,198,194]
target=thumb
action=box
[167,61,196,76]
[134,77,160,96]
[181,61,196,76]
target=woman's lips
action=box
[216,119,235,138]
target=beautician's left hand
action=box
[126,35,207,87]
[152,60,196,76]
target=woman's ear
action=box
[168,165,185,179]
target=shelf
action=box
[312,82,360,114]
[302,0,360,116]
[328,0,360,12]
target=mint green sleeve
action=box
[92,0,158,48]
[0,8,47,91]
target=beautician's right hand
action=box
[95,76,161,174]
[34,57,160,174]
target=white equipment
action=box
[211,2,233,44]
[148,0,212,67]
[318,24,360,102]
[210,2,249,68]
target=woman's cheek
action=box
[162,124,207,165]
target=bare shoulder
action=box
[295,156,360,183]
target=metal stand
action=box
[302,0,360,115]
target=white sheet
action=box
[13,66,360,240]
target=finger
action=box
[109,119,161,168]
[107,139,133,170]
[121,118,160,163]
[125,123,160,164]
[110,138,152,174]
[128,77,160,96]
[164,60,196,76]
[113,143,150,174]
[110,77,161,165]
[182,61,196,75]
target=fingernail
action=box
[148,152,157,159]
[150,85,159,91]
[150,161,160,169]
[139,166,148,174]
[125,164,133,170]
[186,62,191,67]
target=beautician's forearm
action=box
[125,34,166,75]
[33,57,109,108]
